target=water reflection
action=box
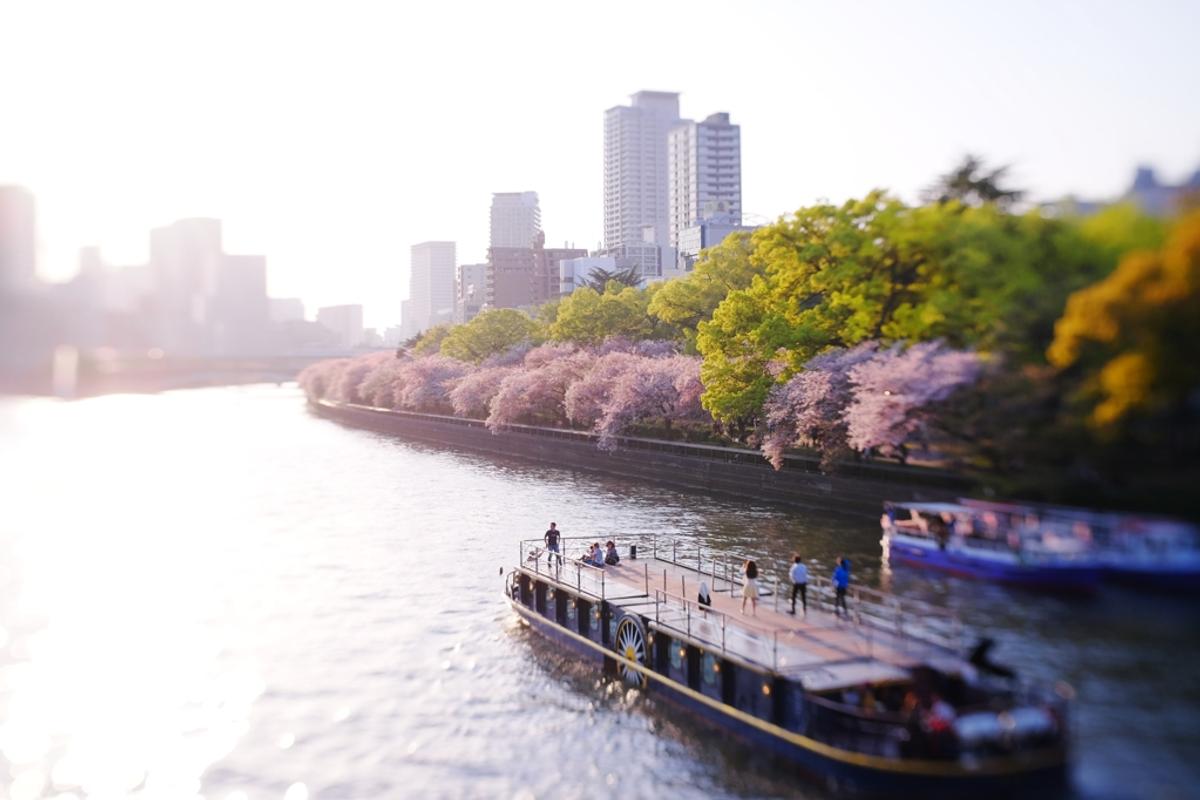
[0,385,1196,799]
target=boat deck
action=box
[523,537,965,692]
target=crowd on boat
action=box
[881,498,1200,591]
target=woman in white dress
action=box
[741,559,759,616]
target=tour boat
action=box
[960,499,1200,592]
[505,536,1071,797]
[881,501,1102,591]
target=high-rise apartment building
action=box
[668,112,742,266]
[603,91,681,278]
[0,186,36,295]
[490,192,541,248]
[456,262,488,322]
[408,241,456,335]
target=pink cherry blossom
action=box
[449,365,515,418]
[844,341,983,459]
[391,355,471,412]
[761,343,878,469]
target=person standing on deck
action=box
[833,558,850,616]
[788,554,808,615]
[544,522,562,568]
[741,560,759,616]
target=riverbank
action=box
[311,398,972,519]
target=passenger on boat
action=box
[591,543,605,568]
[604,541,620,566]
[579,543,597,565]
[833,558,850,616]
[788,554,808,615]
[741,560,759,616]
[544,522,562,568]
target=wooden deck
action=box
[579,556,951,691]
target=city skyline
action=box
[2,1,1198,328]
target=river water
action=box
[0,384,1196,800]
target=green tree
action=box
[549,284,657,345]
[648,231,759,350]
[440,308,539,363]
[410,323,452,355]
[695,192,1140,425]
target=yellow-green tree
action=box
[411,323,452,355]
[647,231,759,349]
[549,283,659,344]
[1048,210,1200,428]
[440,308,540,363]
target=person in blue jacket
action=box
[833,558,850,617]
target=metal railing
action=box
[519,537,608,600]
[652,587,784,671]
[518,533,965,658]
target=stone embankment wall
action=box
[312,399,972,519]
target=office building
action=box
[147,218,268,353]
[603,91,681,278]
[317,304,364,349]
[408,241,456,334]
[677,221,757,272]
[490,191,541,248]
[669,112,742,267]
[269,297,306,323]
[0,186,36,295]
[534,237,587,303]
[456,262,488,322]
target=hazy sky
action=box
[2,0,1198,328]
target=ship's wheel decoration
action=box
[615,617,648,687]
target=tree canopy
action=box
[1048,209,1200,430]
[439,308,540,363]
[549,284,661,345]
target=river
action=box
[0,384,1196,799]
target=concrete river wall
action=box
[312,399,973,520]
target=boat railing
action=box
[651,587,784,671]
[519,533,964,654]
[519,537,609,600]
[804,575,965,655]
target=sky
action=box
[1,0,1198,329]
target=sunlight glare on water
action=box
[0,385,1196,799]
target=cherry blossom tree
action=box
[357,356,409,408]
[334,351,395,404]
[298,358,351,401]
[760,343,878,469]
[844,341,983,462]
[486,351,595,431]
[594,355,707,448]
[448,365,515,418]
[564,351,641,427]
[391,355,471,412]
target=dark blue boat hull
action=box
[512,602,1068,798]
[886,537,1100,592]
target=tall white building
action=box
[668,112,742,265]
[603,91,681,278]
[0,186,36,295]
[316,304,364,349]
[490,192,541,248]
[408,241,456,335]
